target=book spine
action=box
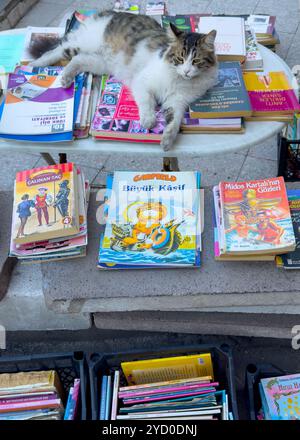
[0,394,56,405]
[111,370,120,420]
[64,387,74,420]
[123,388,217,405]
[105,376,112,420]
[99,376,108,420]
[65,379,80,421]
[119,382,218,398]
[0,399,62,413]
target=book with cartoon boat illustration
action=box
[98,171,202,269]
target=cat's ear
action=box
[169,23,183,38]
[203,29,217,48]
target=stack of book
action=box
[0,370,64,420]
[187,61,251,133]
[91,76,166,143]
[146,1,166,15]
[9,163,89,263]
[213,177,296,261]
[99,353,232,420]
[98,171,203,269]
[246,15,280,52]
[276,189,300,269]
[243,71,300,122]
[258,373,300,420]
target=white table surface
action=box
[0,43,293,157]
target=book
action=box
[190,62,252,118]
[0,30,26,73]
[12,163,79,245]
[197,16,246,62]
[0,371,63,396]
[216,177,296,257]
[161,14,210,32]
[111,371,120,420]
[99,376,108,420]
[146,1,166,15]
[243,71,300,116]
[98,171,202,269]
[121,353,213,385]
[259,374,300,420]
[243,25,263,71]
[91,76,166,142]
[276,190,300,268]
[105,376,112,420]
[21,27,65,63]
[246,15,276,37]
[113,1,140,14]
[181,114,244,133]
[0,72,75,142]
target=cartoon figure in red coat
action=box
[34,187,52,226]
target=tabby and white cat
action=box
[30,11,218,150]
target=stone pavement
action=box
[0,0,300,333]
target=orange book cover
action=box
[13,163,79,244]
[243,71,300,115]
[219,176,296,255]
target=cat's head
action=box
[166,23,217,79]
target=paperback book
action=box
[214,177,296,258]
[189,62,252,118]
[91,76,166,143]
[98,171,202,269]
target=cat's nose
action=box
[183,68,192,77]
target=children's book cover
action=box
[260,374,300,420]
[243,71,300,114]
[190,62,252,118]
[277,189,300,268]
[121,353,213,385]
[98,171,201,267]
[0,73,74,136]
[161,14,210,32]
[220,177,296,254]
[13,163,78,244]
[91,76,166,142]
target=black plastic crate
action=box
[277,134,300,181]
[0,351,88,420]
[245,363,290,420]
[89,344,238,421]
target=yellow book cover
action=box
[0,370,63,398]
[121,353,213,385]
[13,163,79,244]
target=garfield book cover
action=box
[99,171,201,267]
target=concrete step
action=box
[94,311,299,339]
[41,190,300,314]
[0,0,39,30]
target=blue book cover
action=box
[278,189,300,268]
[99,376,108,420]
[98,171,201,268]
[64,387,74,420]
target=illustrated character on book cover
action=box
[34,187,53,226]
[224,185,294,248]
[16,194,35,238]
[53,180,70,218]
[110,201,184,256]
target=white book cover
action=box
[22,26,65,62]
[197,16,246,59]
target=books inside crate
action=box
[0,12,297,144]
[96,352,233,420]
[0,370,80,420]
[247,365,300,420]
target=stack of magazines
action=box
[98,171,203,269]
[0,370,64,420]
[99,353,232,420]
[213,176,296,261]
[10,163,89,263]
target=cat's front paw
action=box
[61,74,74,89]
[160,133,173,151]
[140,113,156,130]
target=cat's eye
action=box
[192,59,205,66]
[174,56,184,64]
